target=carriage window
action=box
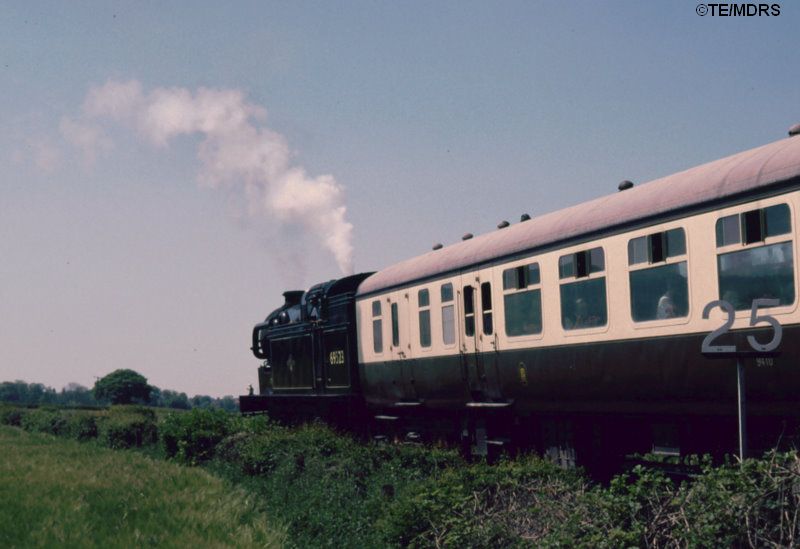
[441,283,455,345]
[559,247,606,330]
[441,283,454,302]
[481,282,493,335]
[372,300,383,354]
[391,302,399,347]
[718,242,795,310]
[630,262,689,321]
[765,203,791,237]
[629,228,686,265]
[716,204,791,248]
[742,209,763,245]
[560,278,607,330]
[559,247,604,279]
[418,289,431,348]
[716,214,741,246]
[628,236,648,265]
[558,255,575,279]
[503,263,543,336]
[464,285,475,337]
[714,204,794,310]
[503,263,540,290]
[666,228,686,257]
[628,228,689,322]
[418,288,430,307]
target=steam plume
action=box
[71,79,354,274]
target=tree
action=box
[216,395,238,412]
[60,383,97,406]
[190,394,214,409]
[162,389,190,409]
[93,369,152,405]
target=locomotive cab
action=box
[240,272,373,424]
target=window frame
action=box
[417,288,432,350]
[713,202,797,316]
[715,203,793,254]
[390,302,400,348]
[440,282,457,348]
[627,227,692,327]
[480,281,494,336]
[371,299,384,355]
[558,246,610,335]
[501,261,544,340]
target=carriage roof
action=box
[357,135,800,297]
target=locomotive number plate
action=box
[328,349,345,365]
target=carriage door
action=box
[388,297,417,401]
[460,276,502,401]
[322,329,350,391]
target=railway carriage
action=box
[242,127,800,467]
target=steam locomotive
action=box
[241,125,800,467]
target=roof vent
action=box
[618,180,634,191]
[497,220,510,229]
[283,290,304,306]
[462,233,473,241]
[432,243,443,250]
[789,123,800,137]
[520,213,531,222]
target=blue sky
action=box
[1,1,798,396]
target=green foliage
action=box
[63,411,99,441]
[0,404,27,426]
[92,369,152,405]
[212,422,466,547]
[0,380,58,405]
[2,378,237,411]
[379,455,589,548]
[98,406,158,449]
[0,426,286,547]
[6,403,800,547]
[161,408,241,465]
[19,408,68,436]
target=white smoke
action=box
[70,79,354,274]
[58,116,112,168]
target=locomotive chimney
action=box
[283,290,304,306]
[618,180,634,191]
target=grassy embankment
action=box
[0,426,286,548]
[4,403,800,547]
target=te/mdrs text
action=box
[697,3,781,16]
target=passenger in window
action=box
[522,319,538,334]
[722,290,741,310]
[656,287,677,319]
[570,298,601,329]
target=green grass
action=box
[0,426,286,548]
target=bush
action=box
[378,455,587,548]
[0,405,27,426]
[64,412,99,441]
[20,408,68,436]
[161,408,240,465]
[98,406,158,449]
[210,422,469,547]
